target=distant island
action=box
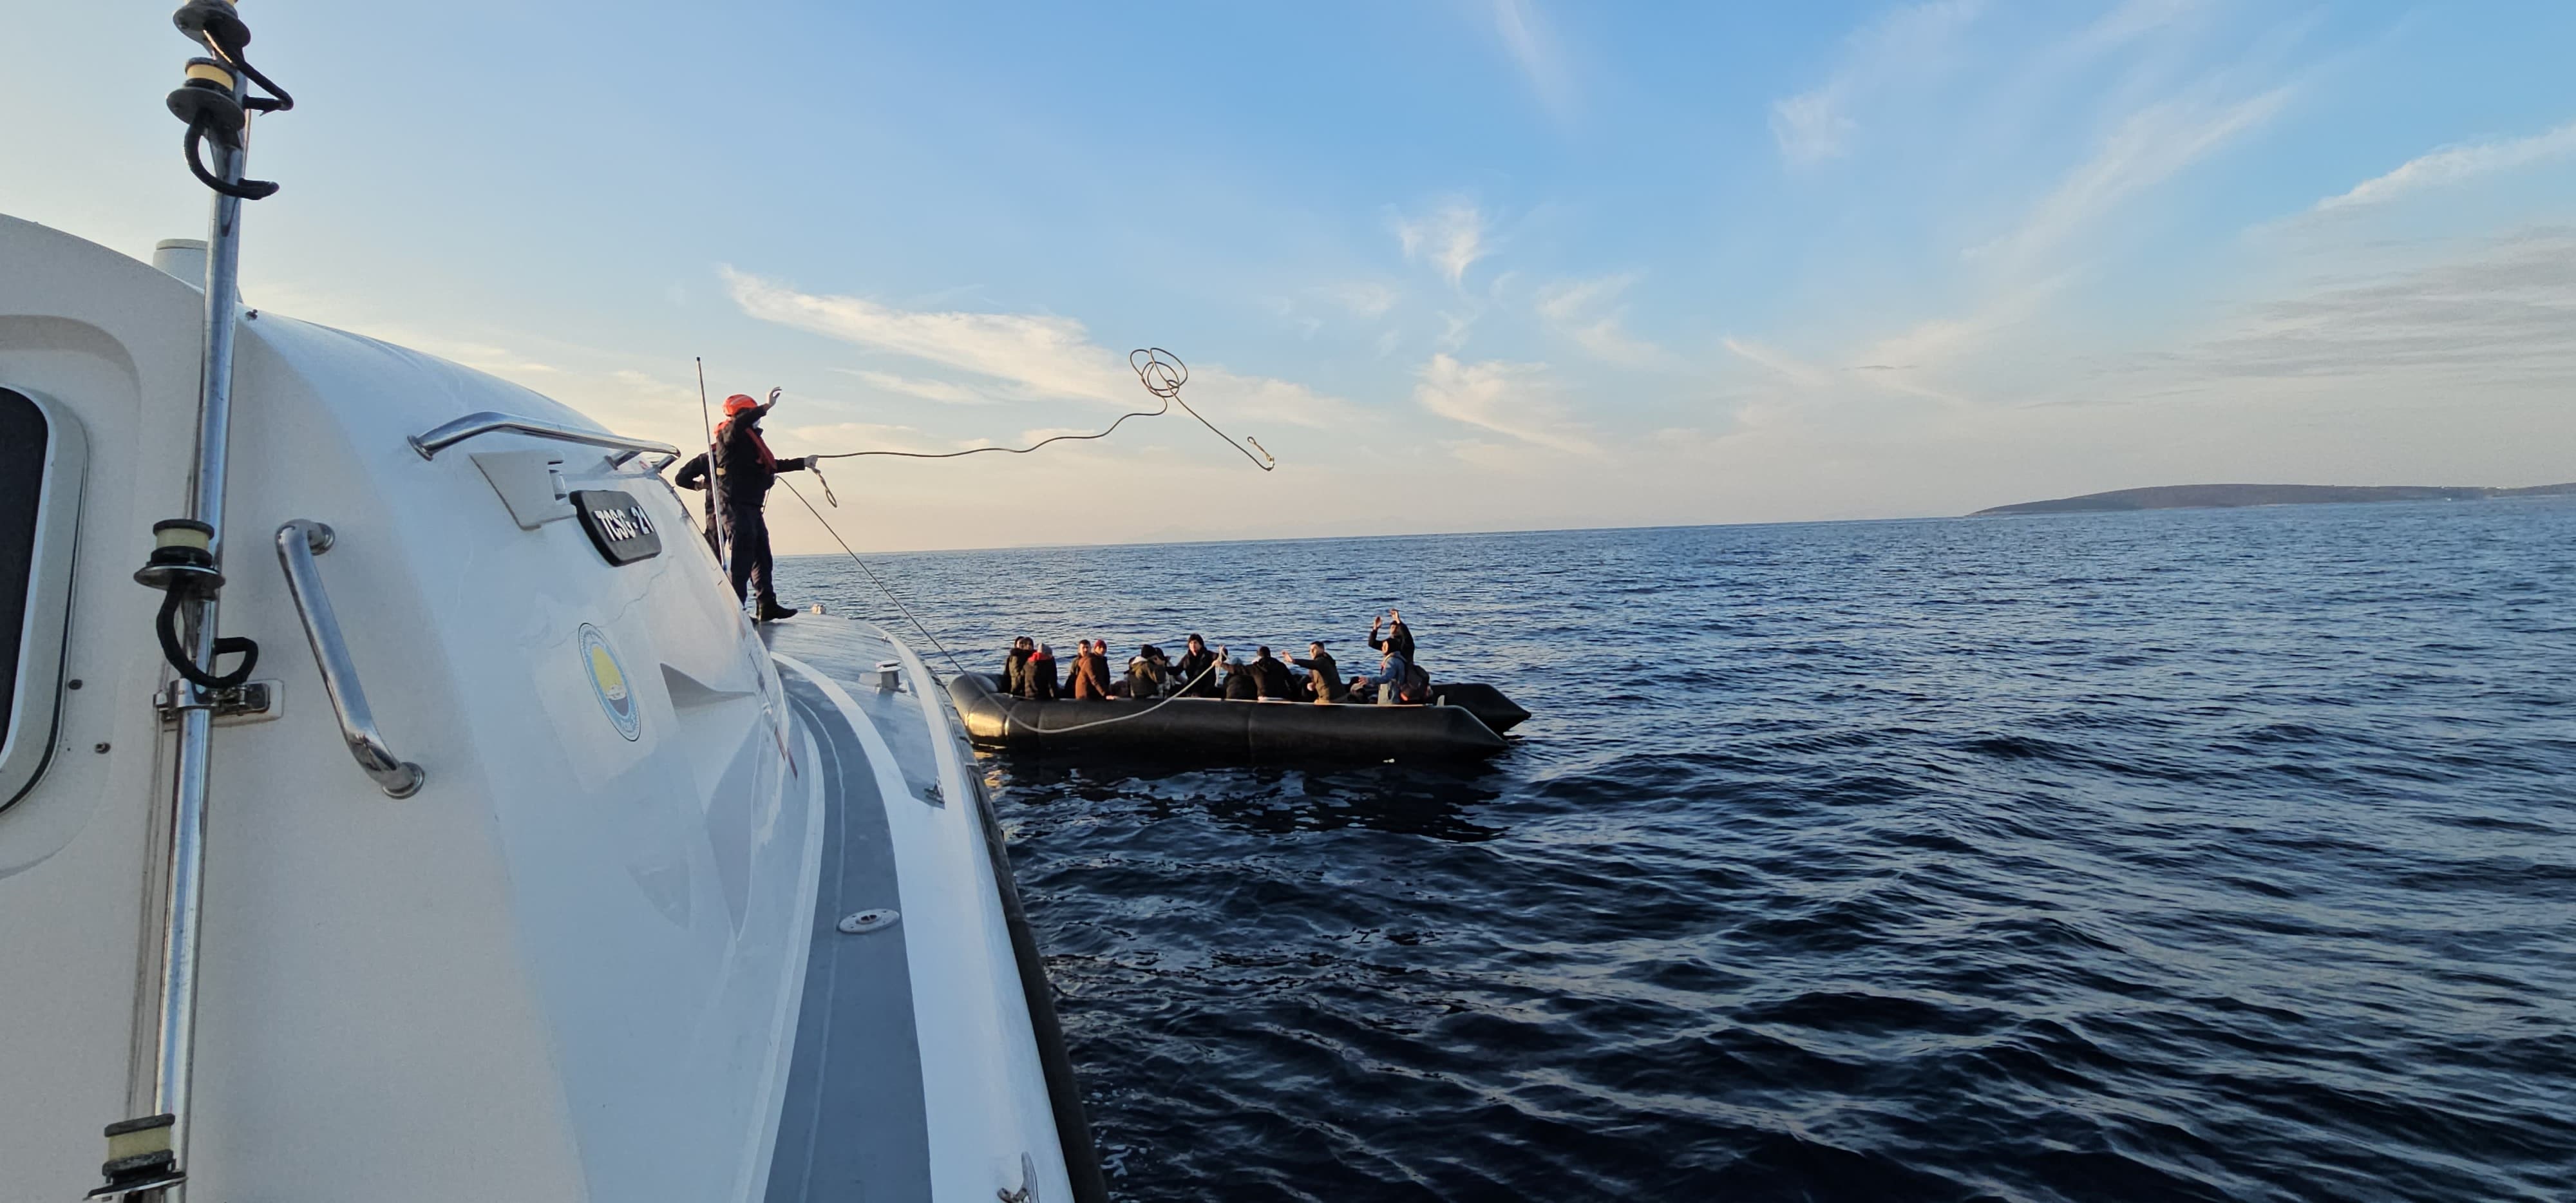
[1973,482,2576,516]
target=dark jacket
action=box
[1175,648,1221,697]
[675,409,807,509]
[1126,656,1169,699]
[1368,620,1415,663]
[1248,655,1293,699]
[1292,652,1341,701]
[1018,652,1058,701]
[1221,664,1260,701]
[1067,650,1116,701]
[1003,647,1033,696]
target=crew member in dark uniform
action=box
[674,391,810,621]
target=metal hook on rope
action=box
[1128,347,1276,472]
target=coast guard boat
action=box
[1,5,1103,1200]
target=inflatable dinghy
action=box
[946,674,1527,761]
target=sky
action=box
[7,1,2575,553]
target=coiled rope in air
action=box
[808,349,1274,470]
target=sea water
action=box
[779,497,2575,1201]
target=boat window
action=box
[2,386,86,811]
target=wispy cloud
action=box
[1970,84,2290,270]
[1491,0,1576,124]
[1414,353,1600,455]
[2129,227,2576,387]
[2311,119,2576,215]
[1723,337,1839,392]
[2072,0,2205,53]
[775,419,949,456]
[1723,335,1964,406]
[1769,0,1985,167]
[1535,272,1667,366]
[1396,202,1492,287]
[726,267,1363,429]
[1318,281,1400,318]
[1435,307,1481,352]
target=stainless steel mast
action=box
[96,4,293,1197]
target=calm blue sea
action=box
[779,497,2576,1202]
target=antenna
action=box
[106,3,302,1198]
[696,357,725,569]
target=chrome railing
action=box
[274,520,425,798]
[407,410,680,469]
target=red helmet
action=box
[722,393,761,416]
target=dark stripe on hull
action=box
[969,772,1112,1203]
[767,677,933,1202]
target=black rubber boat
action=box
[945,673,1526,761]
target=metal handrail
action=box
[274,520,425,798]
[407,410,679,469]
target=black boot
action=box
[758,599,798,623]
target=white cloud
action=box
[1396,202,1492,287]
[726,265,1128,405]
[1413,353,1600,455]
[2312,120,2576,214]
[724,266,1361,430]
[1491,0,1576,123]
[839,368,991,405]
[1535,272,1667,366]
[1768,0,1985,167]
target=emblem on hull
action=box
[580,623,641,740]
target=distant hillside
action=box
[1972,482,2576,516]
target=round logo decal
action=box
[580,623,641,741]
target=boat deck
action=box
[757,618,1104,1203]
[766,641,933,1200]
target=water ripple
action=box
[785,498,2576,1200]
